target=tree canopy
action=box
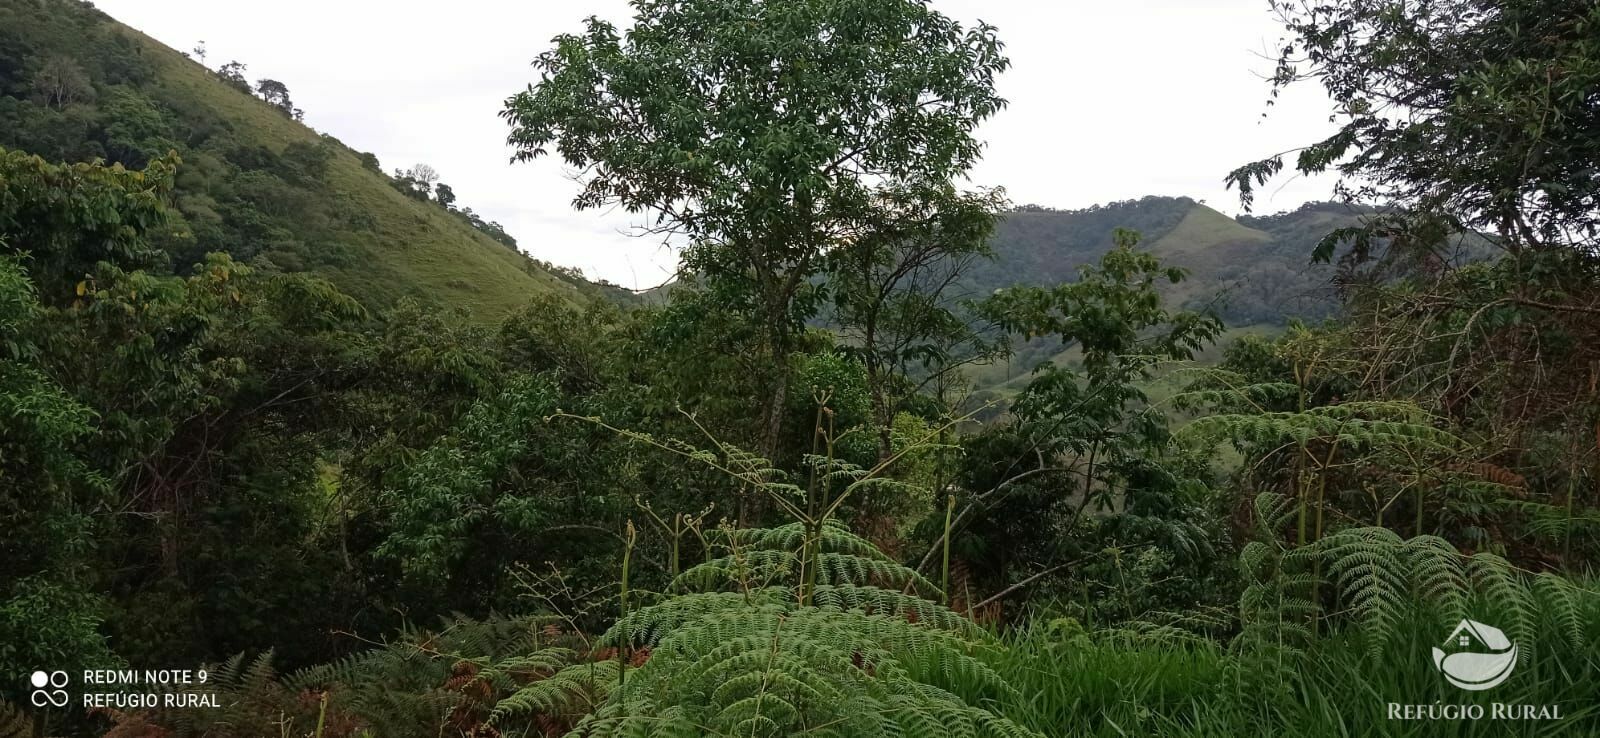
[503,0,1009,453]
[1230,0,1600,261]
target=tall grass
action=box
[973,597,1600,737]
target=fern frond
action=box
[1467,553,1536,664]
[810,584,981,635]
[676,523,941,597]
[491,660,618,724]
[1305,527,1408,655]
[1300,527,1591,664]
[566,522,1036,738]
[1533,573,1586,648]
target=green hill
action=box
[0,0,609,319]
[970,196,1355,325]
[962,196,1361,390]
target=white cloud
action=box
[96,0,1339,288]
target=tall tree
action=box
[502,0,1009,455]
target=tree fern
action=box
[1235,492,1319,653]
[1300,527,1593,662]
[512,406,1038,736]
[495,521,1038,738]
[1180,400,1461,454]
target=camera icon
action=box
[30,670,69,707]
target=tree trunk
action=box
[760,368,789,462]
[868,361,894,463]
[757,303,793,460]
[748,316,791,527]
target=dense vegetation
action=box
[0,0,625,318]
[3,0,1599,736]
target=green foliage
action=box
[0,2,598,321]
[981,228,1221,375]
[99,86,175,167]
[826,182,1008,459]
[987,596,1600,738]
[1306,527,1568,658]
[928,233,1229,622]
[1181,398,1459,454]
[1196,280,1600,564]
[1228,503,1600,727]
[0,209,114,696]
[670,522,941,597]
[372,369,625,600]
[0,147,176,291]
[506,0,1010,453]
[10,1,1600,736]
[375,373,561,575]
[959,198,1372,390]
[501,520,1038,738]
[1230,0,1600,258]
[0,578,111,691]
[124,652,305,738]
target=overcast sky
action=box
[96,0,1339,289]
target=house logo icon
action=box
[1431,619,1517,691]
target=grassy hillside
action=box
[0,0,606,320]
[958,197,1356,394]
[972,196,1352,327]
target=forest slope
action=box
[0,0,613,320]
[970,196,1357,326]
[962,196,1359,389]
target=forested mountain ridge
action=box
[0,0,623,319]
[973,196,1358,328]
[651,196,1359,324]
[955,197,1362,392]
[656,197,1363,323]
[964,197,1495,392]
